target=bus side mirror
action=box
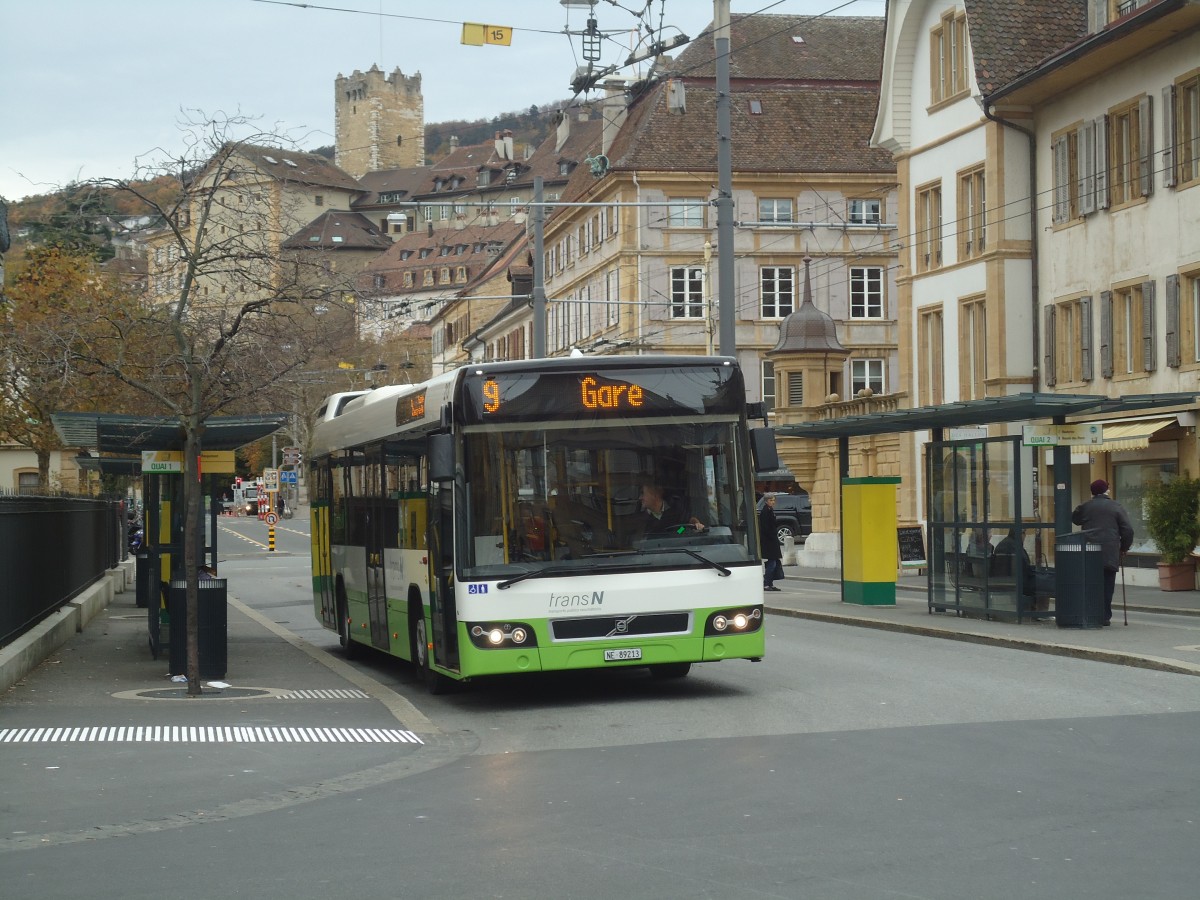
[750,427,779,473]
[429,433,456,483]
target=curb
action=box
[766,604,1200,678]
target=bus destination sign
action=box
[464,366,741,423]
[395,390,427,427]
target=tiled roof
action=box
[354,168,429,206]
[669,14,886,82]
[605,82,893,174]
[964,0,1088,96]
[351,120,604,210]
[281,211,391,251]
[234,144,362,192]
[357,219,526,295]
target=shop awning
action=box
[1095,417,1175,452]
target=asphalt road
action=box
[3,515,1199,899]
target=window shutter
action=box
[1165,274,1181,367]
[1052,135,1069,225]
[647,204,667,229]
[1099,290,1114,378]
[1139,95,1154,198]
[1081,296,1094,381]
[1094,115,1110,210]
[1078,121,1097,216]
[1043,305,1057,387]
[1142,279,1157,372]
[1162,85,1177,189]
[787,372,804,406]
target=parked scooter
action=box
[128,521,145,554]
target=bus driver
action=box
[639,480,706,535]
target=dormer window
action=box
[419,248,432,259]
[400,250,413,260]
[477,170,491,187]
[558,161,573,176]
[506,168,519,183]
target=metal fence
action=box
[0,494,124,647]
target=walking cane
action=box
[1120,554,1128,626]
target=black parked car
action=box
[757,491,812,544]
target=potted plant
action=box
[1142,474,1200,591]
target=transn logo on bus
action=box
[549,591,604,609]
[468,584,490,594]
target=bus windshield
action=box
[460,418,755,578]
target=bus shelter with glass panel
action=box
[928,435,1056,622]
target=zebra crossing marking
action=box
[0,726,423,745]
[277,688,370,700]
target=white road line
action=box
[0,726,424,745]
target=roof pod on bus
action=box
[315,391,371,422]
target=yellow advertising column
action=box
[842,476,899,605]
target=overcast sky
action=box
[0,0,886,202]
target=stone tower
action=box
[334,65,425,178]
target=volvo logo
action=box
[609,615,637,636]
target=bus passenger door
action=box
[365,451,389,650]
[428,481,460,671]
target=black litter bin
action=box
[135,552,151,609]
[168,578,228,678]
[1055,532,1105,628]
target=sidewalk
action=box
[765,563,1200,677]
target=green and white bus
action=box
[308,355,774,691]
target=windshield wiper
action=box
[584,548,731,577]
[496,548,731,588]
[498,564,583,590]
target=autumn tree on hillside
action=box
[0,245,139,490]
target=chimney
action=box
[449,135,459,150]
[503,130,514,162]
[488,209,500,227]
[602,79,629,158]
[494,131,510,160]
[555,111,570,153]
[427,220,434,237]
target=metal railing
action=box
[0,495,123,647]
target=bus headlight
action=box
[468,622,538,649]
[704,606,762,636]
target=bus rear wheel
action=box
[337,585,360,659]
[649,662,691,679]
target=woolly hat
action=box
[1090,479,1109,496]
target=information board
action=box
[898,526,927,568]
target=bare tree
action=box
[72,112,358,695]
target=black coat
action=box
[1071,494,1134,571]
[758,504,783,560]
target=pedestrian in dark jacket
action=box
[759,494,784,591]
[1071,479,1134,625]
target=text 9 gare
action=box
[308,355,770,693]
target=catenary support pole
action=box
[532,176,546,358]
[714,0,735,357]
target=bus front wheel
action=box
[413,615,452,695]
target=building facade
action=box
[873,0,1200,582]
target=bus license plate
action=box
[604,648,642,662]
